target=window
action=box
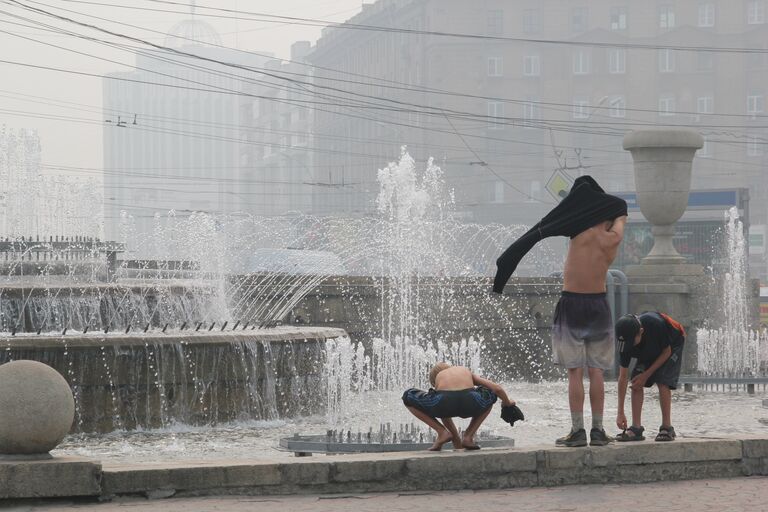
[487,101,504,130]
[609,96,626,118]
[697,96,714,116]
[523,98,540,126]
[571,7,589,32]
[487,10,504,36]
[748,136,763,156]
[573,50,591,74]
[749,47,768,68]
[610,6,628,30]
[608,49,626,74]
[523,55,540,76]
[523,9,541,33]
[659,95,676,116]
[659,5,675,28]
[697,51,714,71]
[488,57,504,77]
[494,181,505,203]
[699,137,711,157]
[530,181,542,201]
[748,1,765,24]
[292,134,308,147]
[747,95,764,117]
[659,49,675,72]
[573,98,590,119]
[698,2,715,27]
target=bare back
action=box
[563,217,627,293]
[434,366,474,390]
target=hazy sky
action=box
[0,0,365,171]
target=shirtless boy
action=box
[554,215,627,447]
[402,362,514,451]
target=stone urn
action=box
[623,129,703,267]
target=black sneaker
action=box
[590,428,612,446]
[555,428,587,447]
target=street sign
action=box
[545,170,574,201]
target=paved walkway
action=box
[15,477,768,512]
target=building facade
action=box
[103,19,271,241]
[309,0,768,279]
[243,42,315,216]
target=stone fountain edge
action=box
[2,436,767,500]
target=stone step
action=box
[95,437,768,499]
[4,437,767,500]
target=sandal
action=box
[616,425,645,442]
[655,426,676,442]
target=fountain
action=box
[0,146,556,440]
[0,134,764,462]
[697,207,768,380]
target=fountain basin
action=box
[1,328,347,433]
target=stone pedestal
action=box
[0,457,101,499]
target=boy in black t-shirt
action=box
[614,312,686,442]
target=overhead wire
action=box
[1,2,760,208]
[49,0,768,54]
[23,0,768,122]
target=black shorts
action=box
[402,386,497,419]
[632,345,684,390]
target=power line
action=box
[3,1,765,196]
[441,113,549,203]
[13,0,768,124]
[48,0,768,54]
[5,0,767,158]
[24,0,768,122]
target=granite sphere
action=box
[0,360,75,455]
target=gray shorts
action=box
[552,291,615,370]
[632,345,684,390]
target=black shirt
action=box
[619,312,684,368]
[493,176,627,293]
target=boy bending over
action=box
[402,362,514,451]
[615,312,686,442]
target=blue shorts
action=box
[402,386,497,418]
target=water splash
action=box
[1,149,558,435]
[0,126,101,238]
[698,207,768,376]
[1,150,558,336]
[324,336,482,426]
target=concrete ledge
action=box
[0,457,101,499]
[4,437,767,501]
[95,437,768,500]
[4,327,349,349]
